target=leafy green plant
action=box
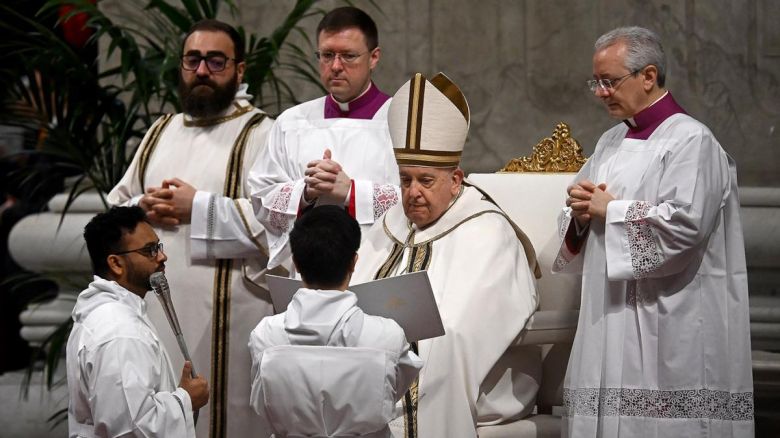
[0,0,326,427]
[0,0,324,211]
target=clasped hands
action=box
[139,178,197,226]
[566,179,614,226]
[303,148,351,205]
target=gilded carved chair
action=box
[469,123,587,438]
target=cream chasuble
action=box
[352,183,540,438]
[108,85,275,438]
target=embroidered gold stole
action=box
[136,110,267,437]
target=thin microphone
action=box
[150,272,196,378]
[150,272,199,424]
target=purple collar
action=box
[324,82,390,119]
[623,92,687,140]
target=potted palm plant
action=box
[0,0,325,429]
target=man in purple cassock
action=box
[555,26,754,438]
[241,6,400,268]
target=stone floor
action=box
[1,357,778,436]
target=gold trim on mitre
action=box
[499,122,588,172]
[429,73,469,123]
[390,72,470,168]
[406,73,425,151]
[394,151,462,167]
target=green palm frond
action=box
[2,2,325,421]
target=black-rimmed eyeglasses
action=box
[181,54,236,73]
[115,242,164,259]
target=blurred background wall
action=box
[222,0,780,185]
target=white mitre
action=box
[388,72,470,168]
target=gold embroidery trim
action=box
[403,374,419,438]
[429,73,469,122]
[209,110,266,437]
[223,113,266,198]
[394,151,462,166]
[374,242,406,280]
[210,259,232,438]
[137,114,174,189]
[406,73,425,150]
[183,102,254,127]
[372,232,430,438]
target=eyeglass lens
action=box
[181,54,229,72]
[315,51,363,64]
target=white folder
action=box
[267,271,445,342]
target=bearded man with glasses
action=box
[107,19,277,438]
[211,6,401,271]
[555,26,754,437]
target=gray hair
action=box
[595,26,667,87]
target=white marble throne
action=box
[471,123,585,437]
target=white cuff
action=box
[128,194,143,207]
[190,191,213,260]
[173,386,195,430]
[605,199,634,280]
[190,191,212,238]
[354,179,374,224]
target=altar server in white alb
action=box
[107,20,278,438]
[249,205,422,437]
[352,73,541,438]
[246,6,400,268]
[67,206,209,437]
[555,26,754,437]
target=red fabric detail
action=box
[564,219,583,255]
[372,184,399,220]
[347,179,356,218]
[59,2,95,49]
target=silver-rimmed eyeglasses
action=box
[315,51,367,65]
[587,69,639,93]
[181,54,235,73]
[115,242,164,259]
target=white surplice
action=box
[352,184,540,438]
[249,288,422,437]
[554,113,754,437]
[246,96,400,268]
[107,85,275,438]
[67,276,195,438]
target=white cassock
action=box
[67,276,195,438]
[352,184,541,438]
[108,84,277,438]
[245,94,400,268]
[554,100,754,437]
[248,288,423,437]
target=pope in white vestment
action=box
[249,288,423,437]
[555,27,753,438]
[246,82,400,268]
[108,84,275,437]
[67,277,196,438]
[352,73,542,438]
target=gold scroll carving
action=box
[499,122,587,173]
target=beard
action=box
[178,72,239,118]
[126,262,155,294]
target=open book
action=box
[267,271,445,342]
